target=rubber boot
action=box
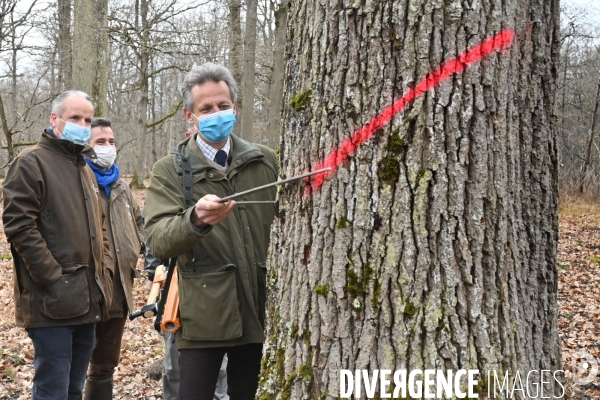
[83,376,113,400]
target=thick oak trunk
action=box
[260,0,561,399]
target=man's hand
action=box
[191,194,236,227]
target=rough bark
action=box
[260,0,561,399]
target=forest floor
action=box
[0,187,599,399]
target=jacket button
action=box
[209,173,214,177]
[116,249,120,253]
[92,235,95,240]
[96,316,100,320]
[64,281,68,284]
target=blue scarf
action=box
[85,159,121,199]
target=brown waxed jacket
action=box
[99,177,144,317]
[2,132,114,328]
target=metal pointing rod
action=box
[218,167,332,203]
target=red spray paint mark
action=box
[309,29,515,191]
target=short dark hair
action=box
[181,63,238,111]
[91,117,112,129]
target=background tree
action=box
[259,0,562,399]
[228,0,242,137]
[57,0,72,91]
[72,0,110,116]
[556,4,600,195]
[239,0,257,141]
[265,0,288,149]
[0,0,49,163]
[0,0,308,177]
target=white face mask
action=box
[92,145,117,169]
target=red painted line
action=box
[309,29,515,190]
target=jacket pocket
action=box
[43,263,90,319]
[179,264,242,341]
[257,262,267,327]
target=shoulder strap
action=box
[177,152,194,208]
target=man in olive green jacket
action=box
[145,62,278,400]
[2,90,114,400]
[83,117,145,400]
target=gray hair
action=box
[91,117,112,129]
[51,90,93,117]
[181,63,238,111]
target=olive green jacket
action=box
[145,134,278,349]
[99,177,145,317]
[3,133,114,328]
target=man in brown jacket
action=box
[2,90,114,400]
[83,117,145,400]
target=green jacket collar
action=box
[173,133,265,174]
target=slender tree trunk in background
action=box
[228,0,243,87]
[560,38,571,136]
[72,0,93,92]
[73,0,109,115]
[579,78,600,193]
[260,0,561,398]
[228,0,242,136]
[131,0,149,189]
[93,0,109,116]
[10,20,17,110]
[240,0,257,141]
[0,93,14,160]
[57,0,72,91]
[266,0,288,150]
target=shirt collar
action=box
[195,135,230,162]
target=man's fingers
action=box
[193,196,236,226]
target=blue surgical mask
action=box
[195,109,236,143]
[57,119,92,146]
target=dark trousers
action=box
[27,323,96,400]
[178,343,263,400]
[88,314,127,379]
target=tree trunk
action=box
[265,0,288,150]
[239,0,257,141]
[260,0,561,399]
[0,93,14,161]
[579,78,600,193]
[131,0,149,189]
[92,0,109,116]
[57,0,72,91]
[229,0,243,137]
[228,0,243,87]
[73,0,109,115]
